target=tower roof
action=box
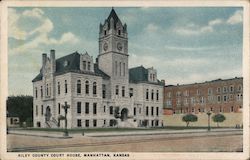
[105,8,122,30]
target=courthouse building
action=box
[32,8,164,128]
[164,77,243,115]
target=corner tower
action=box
[98,8,129,98]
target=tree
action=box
[182,114,198,127]
[212,114,226,127]
[7,95,33,127]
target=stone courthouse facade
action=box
[32,9,164,128]
[164,77,243,115]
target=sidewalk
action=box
[8,128,242,138]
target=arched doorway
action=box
[121,108,128,121]
[45,106,51,121]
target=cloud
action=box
[8,8,27,40]
[8,8,80,55]
[144,23,159,32]
[227,10,243,25]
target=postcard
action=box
[0,0,249,160]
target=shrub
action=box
[182,114,198,127]
[212,114,226,127]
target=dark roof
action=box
[105,8,125,30]
[32,52,110,82]
[129,66,163,86]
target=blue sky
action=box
[8,7,243,95]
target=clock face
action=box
[103,42,108,51]
[117,42,123,51]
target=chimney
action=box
[42,53,47,67]
[50,49,55,60]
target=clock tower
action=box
[98,8,129,98]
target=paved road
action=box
[7,130,242,152]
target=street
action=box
[7,129,243,152]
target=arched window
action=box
[151,89,154,100]
[35,87,38,98]
[122,86,125,97]
[65,80,68,93]
[115,61,118,75]
[156,90,159,101]
[93,82,97,95]
[57,82,60,95]
[146,89,149,100]
[40,86,43,98]
[85,81,89,94]
[119,62,122,76]
[115,85,119,95]
[118,30,121,35]
[46,84,49,96]
[77,80,81,94]
[102,84,106,98]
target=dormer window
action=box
[104,30,107,35]
[118,30,121,35]
[64,60,69,67]
[87,62,91,71]
[83,61,86,70]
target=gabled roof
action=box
[32,52,110,82]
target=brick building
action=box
[164,77,243,115]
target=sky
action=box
[8,7,243,96]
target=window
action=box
[146,89,149,100]
[123,63,125,76]
[93,82,97,95]
[210,107,213,112]
[115,61,118,75]
[177,98,181,105]
[85,102,89,114]
[93,103,97,114]
[166,100,172,106]
[134,107,136,116]
[200,97,205,104]
[231,106,234,112]
[129,88,133,97]
[104,119,106,125]
[208,88,212,95]
[122,86,125,97]
[77,80,81,94]
[85,81,89,94]
[197,89,200,95]
[85,120,89,127]
[77,119,81,127]
[40,86,43,97]
[223,86,228,93]
[217,87,221,93]
[151,107,154,116]
[41,105,43,115]
[109,106,113,115]
[191,97,195,104]
[184,98,188,105]
[83,61,86,70]
[77,102,81,114]
[192,108,194,112]
[167,92,171,98]
[46,84,49,96]
[153,74,155,81]
[198,108,201,112]
[118,30,121,35]
[146,106,149,116]
[115,85,119,95]
[156,107,159,116]
[119,62,122,76]
[57,82,60,95]
[151,89,154,100]
[184,90,189,96]
[156,90,159,101]
[220,107,222,112]
[93,119,97,127]
[238,85,242,91]
[103,106,106,112]
[176,91,181,97]
[223,95,227,102]
[65,80,68,93]
[35,87,38,98]
[104,30,107,35]
[36,105,38,116]
[58,103,60,114]
[102,84,106,98]
[217,95,221,102]
[230,86,234,92]
[87,62,91,70]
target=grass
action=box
[11,126,234,133]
